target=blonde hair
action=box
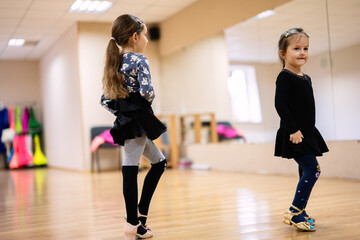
[102,14,144,99]
[278,27,309,68]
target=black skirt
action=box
[107,93,167,146]
[274,126,329,159]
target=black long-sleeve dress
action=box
[274,69,328,159]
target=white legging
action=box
[123,135,165,166]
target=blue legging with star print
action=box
[292,154,321,210]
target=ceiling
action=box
[0,0,198,60]
[1,0,359,62]
[225,0,360,63]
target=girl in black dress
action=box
[275,27,329,231]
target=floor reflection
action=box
[237,188,272,236]
[285,232,312,240]
[0,168,48,238]
[9,168,47,205]
[0,169,359,239]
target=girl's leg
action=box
[122,136,147,225]
[282,154,319,231]
[291,154,321,214]
[298,165,304,179]
[138,137,166,225]
[297,165,310,210]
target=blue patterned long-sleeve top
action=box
[120,52,154,103]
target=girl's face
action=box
[133,24,148,54]
[281,35,309,72]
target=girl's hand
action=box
[290,130,303,144]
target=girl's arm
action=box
[100,95,116,115]
[274,75,299,134]
[137,56,155,104]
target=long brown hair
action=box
[102,14,144,99]
[278,27,309,68]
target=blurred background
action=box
[0,0,359,178]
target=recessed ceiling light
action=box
[254,10,276,19]
[8,39,25,46]
[69,0,113,13]
[8,39,39,47]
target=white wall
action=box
[161,33,232,121]
[184,140,360,180]
[0,60,42,121]
[77,22,115,170]
[39,24,84,171]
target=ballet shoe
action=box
[124,209,151,231]
[124,221,153,240]
[124,221,140,240]
[136,224,153,239]
[138,211,152,231]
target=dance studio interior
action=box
[0,0,359,239]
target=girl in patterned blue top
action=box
[121,52,154,102]
[101,14,167,240]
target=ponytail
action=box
[102,39,129,99]
[102,14,144,99]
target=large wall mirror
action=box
[224,0,360,143]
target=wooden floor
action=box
[0,168,360,240]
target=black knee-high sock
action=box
[138,159,167,225]
[122,166,139,225]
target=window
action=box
[228,65,262,123]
